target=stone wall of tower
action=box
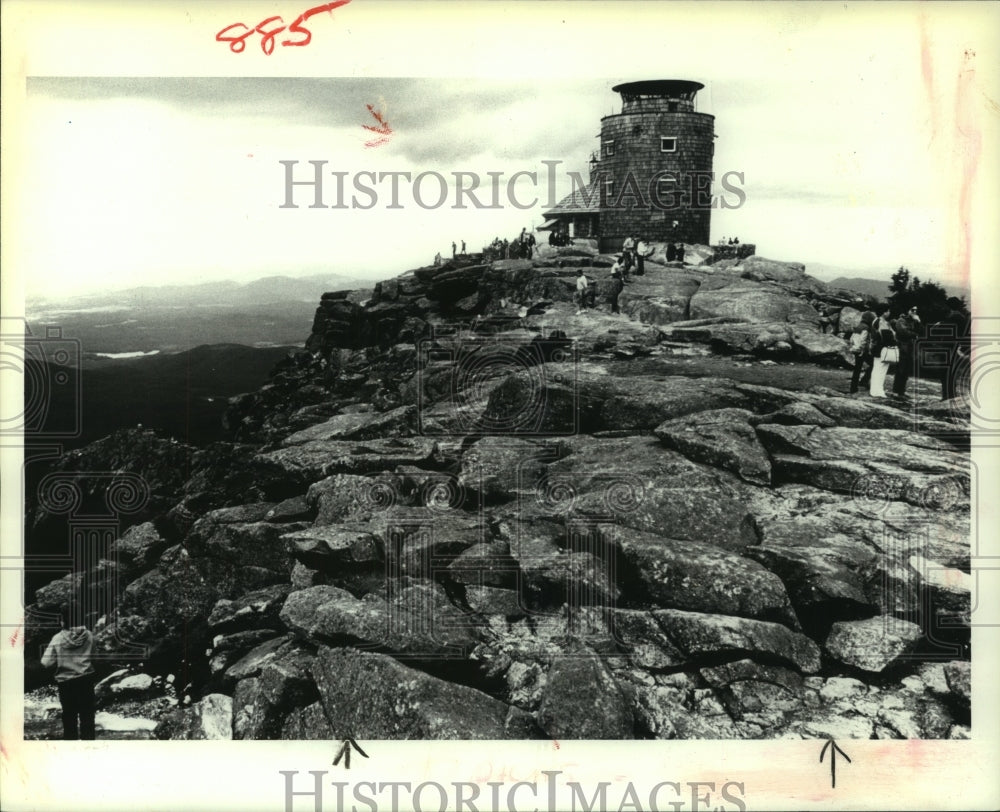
[597,109,715,252]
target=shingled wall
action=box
[597,109,715,252]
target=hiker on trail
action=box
[869,305,897,399]
[41,603,96,740]
[433,252,442,266]
[527,232,537,255]
[608,267,624,314]
[849,310,877,395]
[452,241,457,258]
[890,306,921,400]
[575,269,590,313]
[461,240,466,254]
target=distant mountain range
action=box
[803,264,970,303]
[827,277,893,299]
[27,272,374,312]
[25,273,377,355]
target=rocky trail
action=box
[22,242,972,740]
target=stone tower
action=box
[595,80,715,252]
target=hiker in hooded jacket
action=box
[41,603,97,739]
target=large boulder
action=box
[311,646,534,739]
[689,276,820,325]
[824,616,924,672]
[154,694,232,740]
[606,526,798,625]
[282,525,385,571]
[534,439,760,550]
[111,522,168,582]
[737,256,808,283]
[279,583,480,659]
[457,437,548,503]
[744,517,878,633]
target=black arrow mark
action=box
[819,737,851,788]
[333,737,369,769]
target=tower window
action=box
[660,137,677,153]
[603,140,615,158]
[657,177,677,195]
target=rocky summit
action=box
[23,241,972,741]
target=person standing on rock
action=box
[890,306,921,400]
[608,267,624,314]
[633,234,647,276]
[622,234,636,269]
[575,269,590,313]
[869,305,898,399]
[41,603,96,740]
[451,241,457,259]
[849,310,877,395]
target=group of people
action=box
[717,236,741,245]
[849,304,922,400]
[451,240,467,258]
[615,234,655,281]
[484,228,537,261]
[548,229,571,247]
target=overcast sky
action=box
[17,5,996,299]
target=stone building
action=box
[542,80,716,253]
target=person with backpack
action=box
[869,305,898,399]
[849,310,877,394]
[41,603,96,740]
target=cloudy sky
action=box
[14,2,998,298]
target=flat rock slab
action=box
[254,438,438,487]
[655,407,772,485]
[652,608,822,673]
[281,406,416,445]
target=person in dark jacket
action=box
[608,268,624,313]
[41,603,96,740]
[849,310,877,394]
[891,306,921,399]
